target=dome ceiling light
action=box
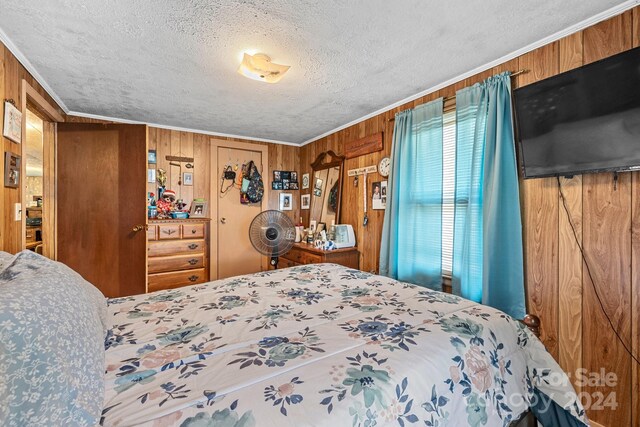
[237,53,290,83]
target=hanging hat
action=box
[162,189,176,201]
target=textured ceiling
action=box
[0,0,629,144]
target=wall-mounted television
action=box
[513,46,640,179]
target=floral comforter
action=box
[102,264,586,427]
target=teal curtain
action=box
[380,99,443,290]
[452,72,525,318]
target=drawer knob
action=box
[188,243,199,250]
[188,258,198,265]
[191,229,197,234]
[188,275,199,282]
[163,229,176,235]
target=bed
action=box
[0,251,588,427]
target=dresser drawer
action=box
[148,254,204,273]
[286,247,322,264]
[157,224,181,240]
[148,239,205,257]
[182,223,205,239]
[278,257,301,269]
[148,268,207,292]
[147,225,157,241]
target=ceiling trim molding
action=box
[67,111,299,146]
[2,0,638,147]
[0,25,70,114]
[299,0,640,146]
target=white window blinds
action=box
[442,109,456,276]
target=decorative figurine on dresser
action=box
[278,150,359,270]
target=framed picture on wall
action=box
[147,168,156,183]
[302,173,310,189]
[148,149,157,164]
[279,193,292,211]
[183,172,193,186]
[301,194,310,210]
[4,152,21,188]
[190,200,208,218]
[3,101,22,144]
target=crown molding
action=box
[67,111,299,146]
[1,0,637,147]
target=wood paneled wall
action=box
[0,45,65,254]
[144,128,300,222]
[300,8,640,426]
[65,116,301,222]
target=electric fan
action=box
[249,210,296,268]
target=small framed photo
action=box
[289,181,299,190]
[190,200,208,218]
[183,172,193,186]
[147,168,156,183]
[281,171,291,180]
[148,149,157,164]
[279,193,293,211]
[273,170,281,181]
[282,179,290,190]
[291,171,298,182]
[272,181,283,190]
[372,181,387,210]
[315,177,323,190]
[314,188,322,197]
[302,173,310,189]
[317,222,326,233]
[3,101,22,144]
[301,194,310,210]
[4,152,21,188]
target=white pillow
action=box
[0,251,107,426]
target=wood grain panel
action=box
[581,12,633,426]
[0,47,6,250]
[583,10,632,64]
[0,44,66,254]
[518,42,560,359]
[632,172,640,427]
[632,11,639,427]
[557,32,584,393]
[3,45,21,253]
[582,173,632,426]
[558,176,583,391]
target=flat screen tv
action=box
[513,46,640,178]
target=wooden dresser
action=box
[147,218,210,292]
[278,242,359,269]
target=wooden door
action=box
[216,146,263,279]
[57,123,148,297]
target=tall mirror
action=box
[309,151,344,227]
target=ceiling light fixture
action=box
[237,53,290,83]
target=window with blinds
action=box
[442,109,456,276]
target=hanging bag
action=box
[245,160,264,203]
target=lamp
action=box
[237,53,290,83]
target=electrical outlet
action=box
[14,203,21,221]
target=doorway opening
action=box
[20,79,65,259]
[24,109,44,253]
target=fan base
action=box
[270,256,279,269]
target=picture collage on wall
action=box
[272,170,299,190]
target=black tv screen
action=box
[514,46,640,178]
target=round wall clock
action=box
[378,156,391,177]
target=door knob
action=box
[132,225,147,232]
[220,217,227,224]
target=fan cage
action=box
[249,210,296,257]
